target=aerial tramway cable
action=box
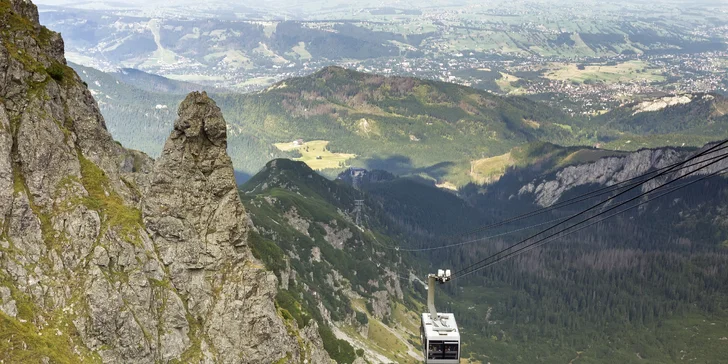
[415,143,728,364]
[408,150,728,252]
[363,142,728,282]
[453,140,728,275]
[443,143,728,240]
[453,150,728,279]
[369,141,728,253]
[364,209,568,252]
[455,149,728,278]
[395,216,568,252]
[453,166,728,280]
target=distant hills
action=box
[40,4,727,83]
[111,68,207,94]
[73,64,728,186]
[215,66,587,184]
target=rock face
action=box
[143,92,312,363]
[0,1,329,362]
[632,94,693,114]
[519,145,728,207]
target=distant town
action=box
[146,50,727,116]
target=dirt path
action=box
[331,324,391,363]
[378,319,423,361]
[568,351,583,364]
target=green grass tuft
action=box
[0,312,90,364]
[276,290,312,329]
[46,62,65,82]
[12,167,24,196]
[78,153,143,244]
[0,271,98,363]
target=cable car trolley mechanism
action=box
[420,269,460,364]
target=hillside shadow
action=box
[363,156,456,181]
[234,170,252,186]
[413,161,456,181]
[363,155,413,174]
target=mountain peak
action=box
[2,0,65,65]
[147,90,243,247]
[266,158,311,172]
[173,91,227,147]
[6,0,39,25]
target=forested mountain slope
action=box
[362,143,728,363]
[239,159,431,363]
[70,63,184,157]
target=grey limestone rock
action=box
[0,1,330,362]
[0,286,17,317]
[369,290,392,320]
[144,91,316,363]
[519,146,728,207]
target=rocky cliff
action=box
[0,0,329,362]
[518,144,728,206]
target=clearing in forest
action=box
[545,60,664,84]
[470,152,514,184]
[273,140,356,170]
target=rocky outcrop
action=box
[143,92,311,363]
[0,1,328,362]
[302,320,336,364]
[320,221,353,249]
[519,145,728,207]
[632,94,693,114]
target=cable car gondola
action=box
[420,269,460,364]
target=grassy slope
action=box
[273,140,356,170]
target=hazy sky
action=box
[33,0,724,16]
[33,0,720,4]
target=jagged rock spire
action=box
[0,1,330,362]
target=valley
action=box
[72,62,728,187]
[35,0,728,116]
[273,140,356,170]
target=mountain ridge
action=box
[72,62,728,187]
[239,158,429,363]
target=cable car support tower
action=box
[421,269,460,363]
